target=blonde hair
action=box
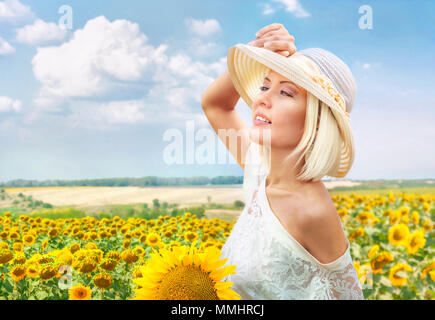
[258,54,347,182]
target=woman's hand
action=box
[248,23,296,57]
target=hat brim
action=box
[227,43,354,178]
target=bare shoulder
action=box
[288,182,349,264]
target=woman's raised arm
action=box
[201,23,297,170]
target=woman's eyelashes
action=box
[259,86,294,97]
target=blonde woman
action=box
[201,23,364,300]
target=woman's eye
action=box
[281,90,293,97]
[259,86,293,97]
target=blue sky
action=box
[0,0,434,182]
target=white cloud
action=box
[0,96,22,112]
[0,0,33,21]
[0,36,15,55]
[262,3,276,15]
[30,15,227,129]
[272,0,310,18]
[32,16,170,102]
[185,18,221,37]
[16,19,68,45]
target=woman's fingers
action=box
[259,30,295,43]
[250,33,294,47]
[255,23,285,38]
[276,50,290,56]
[265,40,297,54]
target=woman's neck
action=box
[265,146,312,192]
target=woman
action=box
[201,23,364,300]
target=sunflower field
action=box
[0,190,434,300]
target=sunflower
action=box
[389,210,401,225]
[0,249,13,264]
[371,251,394,274]
[406,229,426,254]
[13,252,27,265]
[123,239,131,249]
[0,241,9,249]
[388,224,409,247]
[69,284,92,300]
[411,210,419,225]
[389,263,413,286]
[106,251,121,261]
[94,272,112,289]
[10,265,27,282]
[348,228,365,241]
[131,240,240,300]
[79,258,98,273]
[39,263,58,280]
[184,231,199,243]
[100,258,118,271]
[132,246,146,257]
[121,249,139,264]
[356,212,371,225]
[368,245,379,259]
[420,262,435,280]
[27,265,39,278]
[12,242,23,252]
[146,233,162,247]
[423,220,434,232]
[139,234,147,244]
[23,234,36,246]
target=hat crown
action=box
[298,48,357,113]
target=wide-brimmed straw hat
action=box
[226,43,357,178]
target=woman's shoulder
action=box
[269,181,349,265]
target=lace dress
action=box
[220,143,365,300]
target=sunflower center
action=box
[156,265,219,300]
[78,289,85,298]
[393,230,404,241]
[410,236,419,247]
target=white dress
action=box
[220,142,365,300]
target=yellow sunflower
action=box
[420,262,435,280]
[388,224,409,247]
[367,244,379,259]
[94,272,112,289]
[371,251,394,274]
[69,284,92,300]
[184,231,199,242]
[389,263,413,287]
[146,233,162,247]
[10,265,27,282]
[23,234,36,246]
[131,240,240,300]
[0,249,13,264]
[27,265,39,278]
[406,229,426,254]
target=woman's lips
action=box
[253,119,272,126]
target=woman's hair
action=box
[258,54,345,182]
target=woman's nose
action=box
[257,90,273,108]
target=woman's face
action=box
[250,70,308,150]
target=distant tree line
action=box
[0,176,244,187]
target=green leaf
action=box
[36,290,49,300]
[2,279,13,293]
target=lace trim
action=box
[221,174,364,300]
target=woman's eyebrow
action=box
[264,77,300,90]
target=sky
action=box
[0,0,434,182]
